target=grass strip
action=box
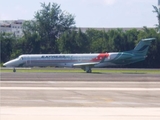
[1,68,160,74]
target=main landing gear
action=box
[86,68,92,73]
[82,66,92,73]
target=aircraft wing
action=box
[73,55,106,67]
[73,62,99,67]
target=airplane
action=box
[3,38,155,73]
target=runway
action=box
[1,72,160,120]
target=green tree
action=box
[10,37,23,59]
[58,29,89,53]
[107,29,124,52]
[86,29,108,53]
[21,32,41,54]
[124,29,139,50]
[58,30,77,53]
[0,33,16,63]
[23,2,75,54]
[74,29,89,53]
[153,5,160,32]
[111,29,127,51]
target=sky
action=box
[0,0,158,27]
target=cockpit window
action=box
[18,56,23,60]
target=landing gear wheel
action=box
[86,69,92,73]
[13,68,16,72]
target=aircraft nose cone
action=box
[3,63,7,67]
[3,61,11,67]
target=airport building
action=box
[0,20,25,37]
[0,20,145,37]
[79,27,143,33]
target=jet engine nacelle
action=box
[109,52,134,60]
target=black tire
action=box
[13,68,16,72]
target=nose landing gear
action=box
[13,68,16,72]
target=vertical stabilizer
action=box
[133,38,155,56]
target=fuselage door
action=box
[26,56,31,66]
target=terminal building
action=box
[0,20,145,37]
[0,20,25,37]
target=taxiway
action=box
[1,72,160,120]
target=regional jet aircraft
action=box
[3,38,155,73]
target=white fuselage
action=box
[3,53,120,68]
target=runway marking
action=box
[1,81,160,84]
[1,107,160,120]
[1,87,160,91]
[1,107,160,115]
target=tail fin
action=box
[133,38,155,56]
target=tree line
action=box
[0,2,160,68]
